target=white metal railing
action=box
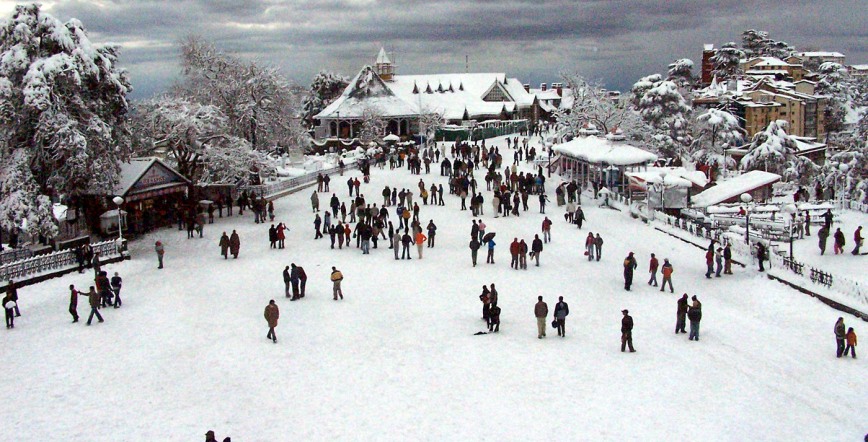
[0,239,124,282]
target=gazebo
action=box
[552,136,658,196]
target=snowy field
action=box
[2,136,865,441]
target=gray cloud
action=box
[6,0,864,98]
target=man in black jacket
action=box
[554,296,569,337]
[531,234,543,267]
[623,252,638,291]
[675,294,688,334]
[688,296,702,341]
[621,309,635,352]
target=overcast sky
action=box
[4,1,866,99]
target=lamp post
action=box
[741,193,753,244]
[837,163,850,210]
[782,203,797,260]
[112,196,124,252]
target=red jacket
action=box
[649,257,659,272]
[510,241,520,255]
[705,250,713,264]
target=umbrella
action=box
[482,232,496,243]
[383,133,400,142]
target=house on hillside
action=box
[312,48,539,141]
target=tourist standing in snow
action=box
[219,232,230,259]
[554,296,569,337]
[111,272,122,308]
[575,207,585,229]
[155,241,165,269]
[844,327,857,358]
[833,228,845,255]
[594,234,603,261]
[486,237,496,264]
[687,296,702,341]
[585,232,595,261]
[229,230,241,259]
[723,244,733,274]
[85,286,103,326]
[264,300,279,343]
[510,238,520,269]
[426,220,437,247]
[714,247,723,278]
[542,217,552,243]
[415,230,427,259]
[489,303,501,332]
[3,286,16,328]
[756,241,766,271]
[68,284,81,323]
[623,252,637,291]
[469,237,480,267]
[660,258,674,293]
[531,234,543,267]
[648,253,659,287]
[331,267,344,300]
[290,264,301,300]
[392,231,400,260]
[311,190,319,212]
[401,230,413,260]
[704,248,714,279]
[835,317,846,358]
[852,226,863,255]
[675,294,688,334]
[480,286,491,323]
[282,266,291,298]
[6,280,20,317]
[621,309,635,352]
[818,225,829,255]
[539,192,549,214]
[535,296,548,339]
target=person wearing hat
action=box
[205,430,218,442]
[623,252,637,291]
[621,309,635,352]
[660,258,674,293]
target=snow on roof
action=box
[791,136,826,153]
[376,47,391,65]
[53,203,69,221]
[553,136,657,166]
[850,64,868,71]
[317,66,419,119]
[690,171,781,208]
[113,157,190,196]
[750,57,790,67]
[797,51,845,58]
[625,168,703,189]
[502,78,536,107]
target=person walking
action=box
[835,317,847,358]
[3,286,17,328]
[534,296,548,339]
[488,304,501,333]
[833,228,845,255]
[844,327,857,358]
[585,232,595,261]
[818,225,830,255]
[229,230,241,259]
[531,234,543,267]
[541,217,552,243]
[675,294,688,334]
[154,241,165,269]
[85,286,104,326]
[330,267,344,300]
[687,296,702,341]
[852,226,863,255]
[311,190,319,212]
[704,248,714,279]
[594,233,603,261]
[648,253,659,286]
[290,263,301,300]
[219,232,230,259]
[623,252,637,291]
[660,259,674,293]
[469,237,480,267]
[111,272,122,308]
[68,284,81,323]
[621,309,635,352]
[714,247,723,278]
[264,300,279,343]
[486,237,496,264]
[575,207,585,229]
[554,296,569,337]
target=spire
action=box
[376,47,392,65]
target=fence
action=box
[241,162,359,199]
[0,248,34,266]
[435,120,529,142]
[0,239,124,282]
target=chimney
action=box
[523,84,530,92]
[556,83,563,97]
[540,83,547,91]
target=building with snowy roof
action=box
[552,135,658,196]
[312,48,539,141]
[690,171,781,208]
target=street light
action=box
[741,193,753,244]
[837,163,850,210]
[781,203,797,260]
[112,196,124,253]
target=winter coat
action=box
[834,231,845,246]
[594,236,603,247]
[621,315,633,332]
[219,235,230,253]
[662,263,673,277]
[705,250,713,265]
[623,256,637,273]
[229,233,241,254]
[846,330,857,346]
[110,275,122,289]
[554,301,569,319]
[471,224,479,239]
[154,242,164,256]
[510,241,520,256]
[401,233,413,245]
[469,239,480,251]
[649,257,659,271]
[723,246,732,260]
[489,306,501,324]
[415,232,427,245]
[677,297,688,314]
[264,304,279,328]
[87,289,100,309]
[532,238,543,253]
[330,270,344,282]
[835,320,846,338]
[534,301,549,318]
[687,305,702,323]
[487,239,496,250]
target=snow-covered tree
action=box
[417,106,445,144]
[629,74,663,108]
[175,36,304,153]
[556,74,630,137]
[302,70,348,128]
[691,108,744,173]
[134,97,272,185]
[633,77,693,157]
[357,105,387,145]
[815,62,857,140]
[0,4,132,238]
[711,42,745,80]
[741,120,816,182]
[741,30,770,58]
[667,58,694,92]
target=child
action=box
[489,305,501,333]
[845,327,857,358]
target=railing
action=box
[810,268,833,287]
[0,239,123,282]
[0,248,34,265]
[242,162,359,199]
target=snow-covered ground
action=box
[2,135,865,441]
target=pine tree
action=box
[711,42,745,80]
[0,4,132,238]
[691,108,745,174]
[741,120,816,182]
[302,71,349,128]
[633,77,693,157]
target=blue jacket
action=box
[487,240,496,250]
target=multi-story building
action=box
[741,57,806,82]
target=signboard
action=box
[131,163,185,192]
